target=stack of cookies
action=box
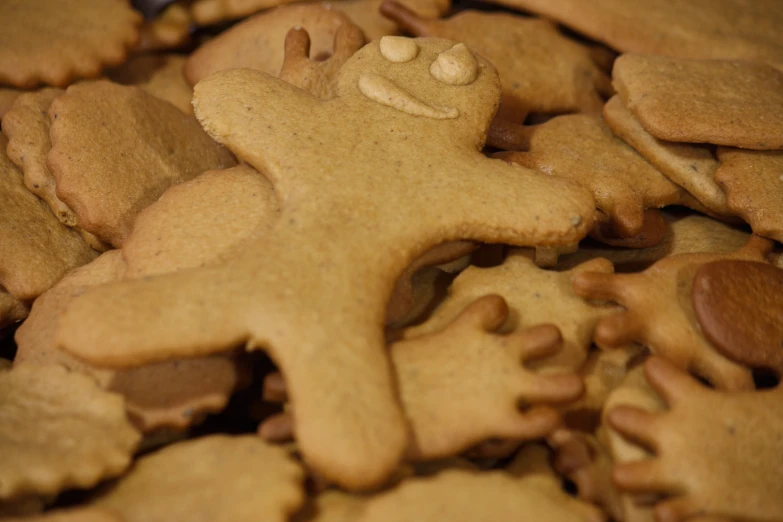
[1,0,782,520]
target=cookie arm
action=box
[192,68,323,180]
[56,268,250,367]
[433,156,596,247]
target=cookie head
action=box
[337,37,500,142]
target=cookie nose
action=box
[431,43,478,86]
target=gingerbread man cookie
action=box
[58,37,595,489]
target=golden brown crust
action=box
[0,0,142,88]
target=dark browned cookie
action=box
[692,260,783,375]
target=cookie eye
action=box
[430,43,478,86]
[379,36,419,63]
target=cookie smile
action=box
[358,72,459,119]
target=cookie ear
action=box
[333,22,365,58]
[282,26,311,66]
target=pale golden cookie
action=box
[185,3,358,86]
[261,296,584,459]
[122,164,278,278]
[381,2,611,122]
[573,235,773,390]
[0,0,142,88]
[603,95,729,215]
[2,88,108,250]
[293,489,367,522]
[0,133,97,301]
[498,114,685,237]
[279,25,365,100]
[394,295,583,459]
[477,0,783,69]
[405,250,617,371]
[601,364,663,522]
[47,80,236,247]
[107,54,194,114]
[93,435,304,522]
[0,88,23,120]
[608,357,783,522]
[16,253,241,433]
[3,88,71,222]
[0,364,140,500]
[190,0,297,25]
[58,38,595,489]
[126,160,445,327]
[359,462,604,522]
[338,0,450,40]
[613,54,783,150]
[715,147,783,243]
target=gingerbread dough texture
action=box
[0,0,142,88]
[58,37,595,490]
[0,133,97,301]
[47,80,236,247]
[613,54,783,150]
[477,0,783,69]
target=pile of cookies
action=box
[1,0,782,520]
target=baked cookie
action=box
[0,0,142,87]
[58,37,595,490]
[613,54,783,150]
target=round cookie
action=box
[0,0,142,88]
[692,260,783,374]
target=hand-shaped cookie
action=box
[608,356,783,522]
[395,295,584,459]
[58,37,595,490]
[573,235,773,390]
